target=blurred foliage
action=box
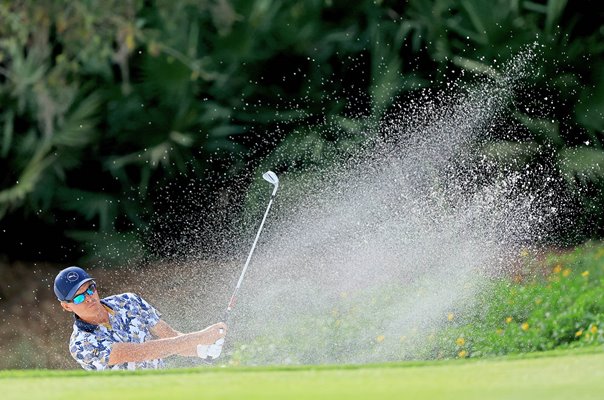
[0,0,603,262]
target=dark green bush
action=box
[1,1,603,262]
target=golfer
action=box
[54,265,226,370]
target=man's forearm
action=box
[108,335,191,365]
[107,322,226,365]
[150,319,183,339]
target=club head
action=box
[262,171,279,186]
[262,170,279,196]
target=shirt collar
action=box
[73,299,115,333]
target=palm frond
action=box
[0,149,54,217]
[55,188,118,231]
[558,147,604,185]
[545,0,568,35]
[52,91,102,148]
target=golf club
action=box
[197,170,280,361]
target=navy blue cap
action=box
[54,266,94,301]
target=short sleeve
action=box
[70,333,113,371]
[134,294,161,327]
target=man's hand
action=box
[199,322,227,343]
[178,322,227,357]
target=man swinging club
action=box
[56,171,279,369]
[55,265,226,370]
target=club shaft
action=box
[222,191,277,322]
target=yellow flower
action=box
[590,326,598,334]
[376,335,385,343]
[448,313,454,321]
[585,333,591,340]
[552,264,562,274]
[581,270,590,278]
[496,328,504,335]
[562,268,571,277]
[458,350,468,358]
[575,329,583,337]
[505,317,513,324]
[521,323,529,331]
[520,248,529,258]
[535,298,542,305]
[456,337,465,346]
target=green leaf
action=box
[480,141,541,169]
[1,110,14,158]
[515,112,563,147]
[545,0,568,35]
[55,188,118,231]
[209,125,246,138]
[558,147,604,184]
[523,1,548,13]
[52,91,102,148]
[169,131,194,147]
[452,56,501,80]
[575,65,604,132]
[370,57,404,117]
[459,0,490,45]
[0,150,55,217]
[198,101,233,123]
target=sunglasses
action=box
[68,282,97,305]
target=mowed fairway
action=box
[2,349,603,400]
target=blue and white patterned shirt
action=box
[69,293,165,371]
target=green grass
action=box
[2,348,603,400]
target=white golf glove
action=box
[197,338,225,360]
